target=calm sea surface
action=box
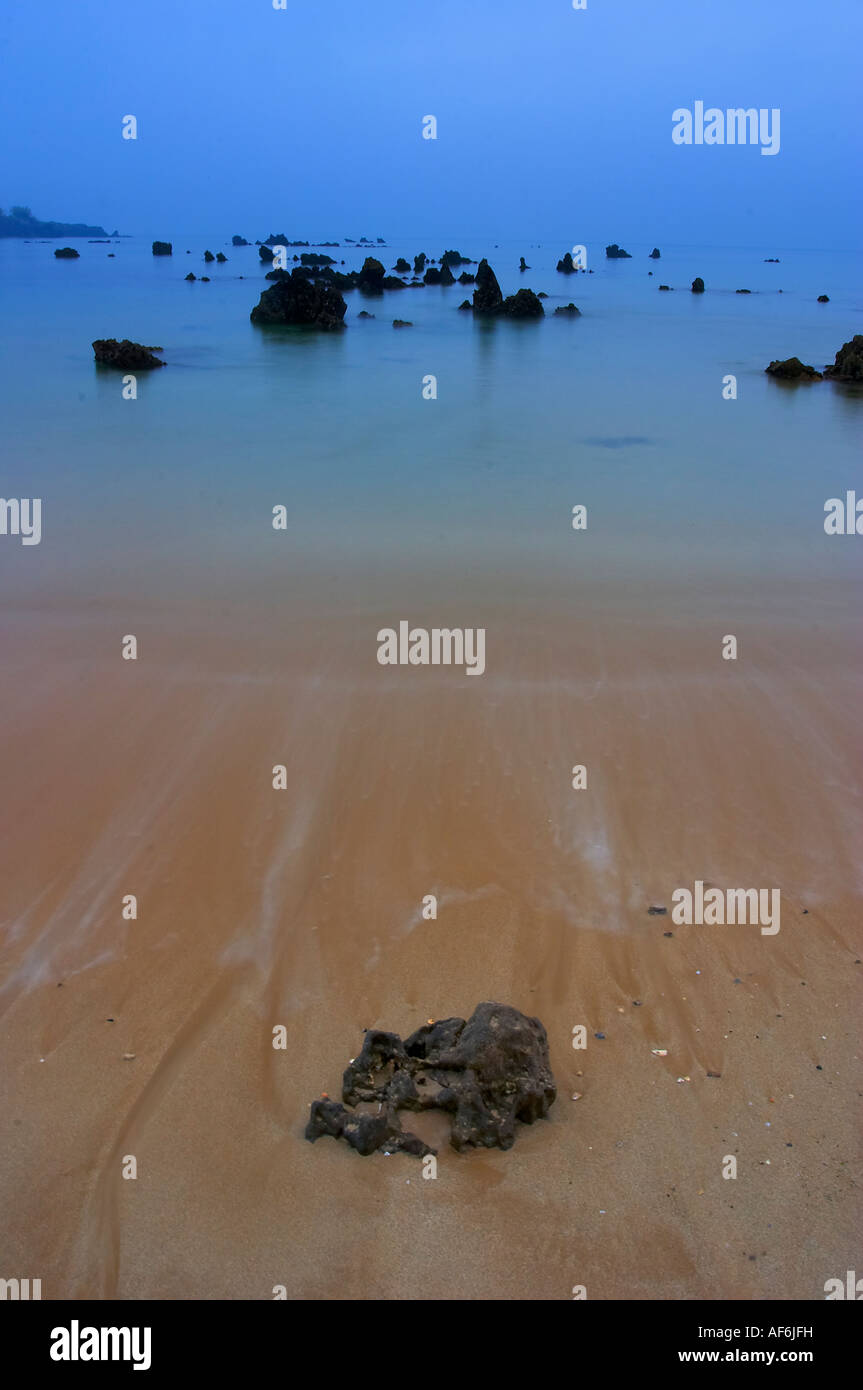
[1,235,860,618]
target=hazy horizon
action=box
[1,0,860,250]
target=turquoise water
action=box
[1,235,860,610]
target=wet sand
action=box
[0,576,860,1300]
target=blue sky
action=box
[1,0,860,247]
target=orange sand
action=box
[1,585,860,1299]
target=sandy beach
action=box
[1,565,859,1300]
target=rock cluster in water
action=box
[605,243,631,258]
[249,268,347,329]
[305,1002,556,1157]
[470,259,543,317]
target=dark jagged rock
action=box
[556,252,576,274]
[649,248,661,258]
[501,288,544,318]
[605,244,631,259]
[301,252,336,267]
[232,235,250,246]
[200,276,210,282]
[394,257,411,273]
[440,263,455,286]
[393,319,413,327]
[691,277,705,293]
[519,257,530,271]
[659,284,671,291]
[305,1002,556,1157]
[765,356,823,381]
[414,252,426,274]
[92,338,165,369]
[54,247,79,258]
[554,302,581,316]
[204,250,215,262]
[262,232,291,246]
[537,292,548,299]
[458,299,472,310]
[259,244,275,262]
[152,241,172,256]
[216,252,227,263]
[457,271,475,284]
[249,269,347,329]
[358,256,385,290]
[423,266,442,285]
[381,275,408,289]
[764,257,780,263]
[472,258,503,313]
[817,294,830,303]
[357,310,375,319]
[825,335,863,381]
[185,272,196,281]
[736,288,751,294]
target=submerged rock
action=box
[357,310,375,319]
[659,284,671,291]
[605,243,631,259]
[92,338,165,369]
[825,335,863,381]
[54,247,79,258]
[765,356,823,380]
[393,319,413,327]
[305,1002,556,1157]
[554,302,581,316]
[249,269,347,329]
[152,241,172,256]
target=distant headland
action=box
[0,206,112,238]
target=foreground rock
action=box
[92,339,165,369]
[152,241,172,256]
[54,247,79,258]
[305,1002,556,1156]
[765,356,823,380]
[250,269,347,328]
[825,335,863,381]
